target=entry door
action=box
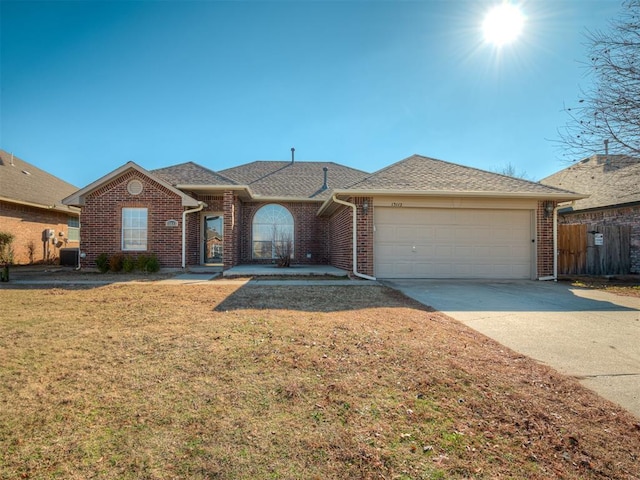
[203,214,223,264]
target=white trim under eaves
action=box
[0,196,80,214]
[317,189,588,216]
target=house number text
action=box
[391,202,403,207]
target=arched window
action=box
[252,204,294,259]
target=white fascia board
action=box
[176,184,253,199]
[0,196,80,214]
[333,189,588,201]
[317,189,588,216]
[248,196,325,203]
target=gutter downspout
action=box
[182,202,206,269]
[331,195,377,281]
[539,205,559,281]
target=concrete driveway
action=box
[383,279,640,419]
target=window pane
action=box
[252,204,294,259]
[122,208,147,251]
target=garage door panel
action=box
[375,207,532,279]
[396,226,416,242]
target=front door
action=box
[203,214,223,264]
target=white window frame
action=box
[122,207,148,251]
[252,204,294,260]
[67,216,80,242]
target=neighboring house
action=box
[0,150,80,264]
[62,154,581,279]
[541,154,640,274]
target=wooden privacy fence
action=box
[558,224,631,275]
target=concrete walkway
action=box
[223,264,349,277]
[383,279,640,419]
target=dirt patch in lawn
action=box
[1,283,639,479]
[560,275,640,298]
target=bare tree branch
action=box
[558,0,640,160]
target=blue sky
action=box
[0,0,622,187]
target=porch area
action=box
[188,264,348,277]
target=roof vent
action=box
[322,167,328,190]
[127,179,143,195]
[291,147,295,163]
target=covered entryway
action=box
[374,207,534,279]
[202,213,223,264]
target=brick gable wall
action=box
[558,204,640,274]
[80,171,185,268]
[0,200,79,264]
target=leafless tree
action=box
[493,162,531,180]
[558,0,640,159]
[273,227,293,268]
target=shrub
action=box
[109,253,124,272]
[145,255,160,273]
[26,240,36,264]
[0,232,15,265]
[136,255,149,271]
[123,256,136,273]
[134,254,160,273]
[95,253,110,273]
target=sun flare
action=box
[482,3,525,47]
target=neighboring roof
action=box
[219,161,369,199]
[62,161,200,207]
[341,154,583,198]
[540,155,640,211]
[0,149,79,214]
[152,162,238,186]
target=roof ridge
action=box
[153,161,238,185]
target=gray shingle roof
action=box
[540,155,640,210]
[219,161,369,199]
[152,162,237,186]
[0,149,78,213]
[347,154,577,196]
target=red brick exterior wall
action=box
[223,192,241,270]
[0,200,79,264]
[79,171,185,269]
[328,204,352,271]
[239,201,328,265]
[537,200,556,278]
[326,197,373,276]
[355,197,374,276]
[558,204,640,274]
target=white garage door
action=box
[375,207,533,279]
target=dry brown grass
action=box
[564,277,640,298]
[1,283,639,479]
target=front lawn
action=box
[1,283,638,479]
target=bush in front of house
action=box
[135,254,160,273]
[95,253,161,273]
[122,256,136,273]
[143,255,160,273]
[0,231,14,282]
[95,253,110,273]
[109,253,124,272]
